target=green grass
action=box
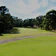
[0,28,55,40]
[0,36,56,56]
[0,28,56,56]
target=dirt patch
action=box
[0,34,54,44]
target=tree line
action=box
[0,6,56,34]
[14,10,56,31]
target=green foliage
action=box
[23,19,37,28]
[36,16,44,27]
[8,28,19,34]
[14,17,23,27]
[0,6,15,34]
[43,10,56,30]
[0,6,56,33]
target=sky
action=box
[0,0,56,19]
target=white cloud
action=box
[45,6,56,13]
[15,0,40,15]
[15,0,48,15]
[51,0,56,2]
[40,0,48,7]
[0,0,49,19]
[18,12,44,19]
[28,0,40,10]
[0,0,4,6]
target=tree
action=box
[36,15,44,28]
[14,17,23,27]
[44,10,56,30]
[0,6,14,33]
[0,6,9,15]
[23,18,37,28]
[23,19,29,27]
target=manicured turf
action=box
[0,28,56,56]
[0,28,54,40]
[0,36,56,56]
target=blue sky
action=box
[0,0,56,19]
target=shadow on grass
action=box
[0,28,20,36]
[50,30,56,33]
[0,34,3,36]
[44,29,56,33]
[8,28,20,34]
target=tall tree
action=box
[0,6,9,15]
[36,16,44,27]
[14,17,23,27]
[44,10,56,30]
[0,6,14,33]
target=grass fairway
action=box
[0,28,55,40]
[0,28,56,56]
[0,36,56,56]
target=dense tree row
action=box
[13,16,44,28]
[14,10,56,31]
[12,10,56,31]
[13,18,38,28]
[0,6,56,34]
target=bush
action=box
[9,28,20,34]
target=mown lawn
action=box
[0,28,54,40]
[0,28,56,56]
[0,36,56,56]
